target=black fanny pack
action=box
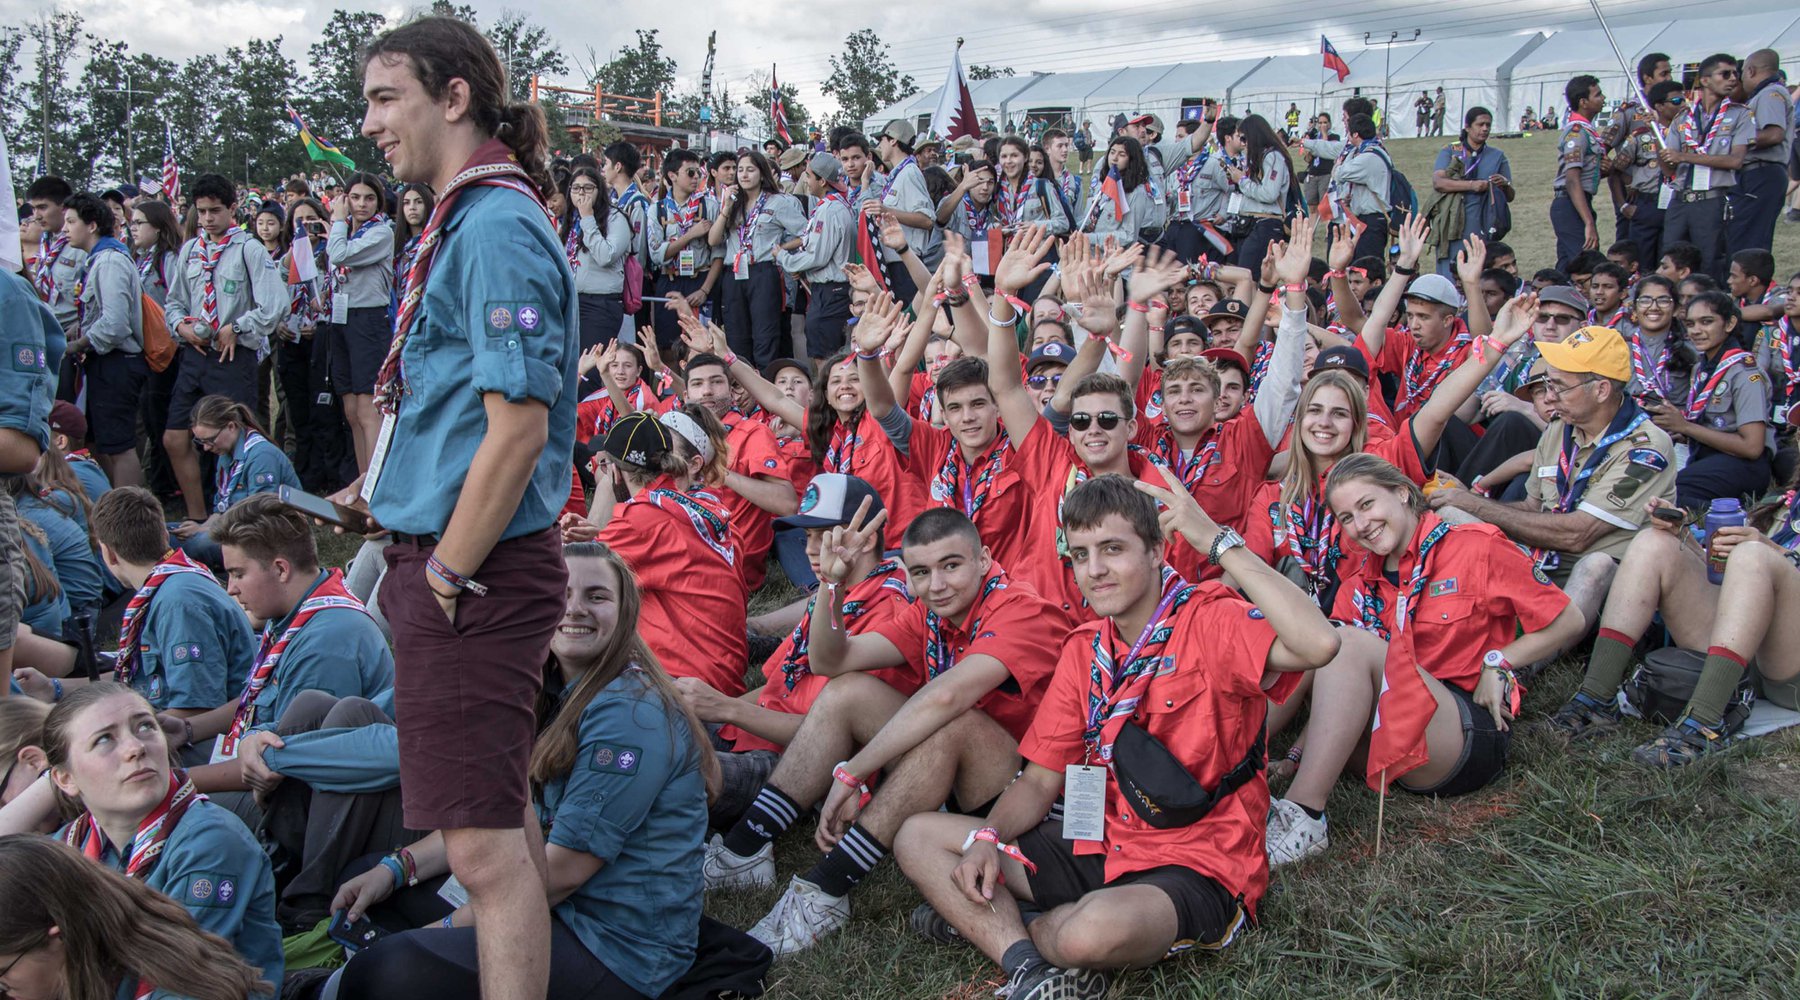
[1110,716,1267,830]
[1624,647,1755,735]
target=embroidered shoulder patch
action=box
[1626,448,1669,472]
[591,745,641,775]
[187,873,236,907]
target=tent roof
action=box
[1132,57,1272,104]
[1232,49,1372,97]
[1385,34,1545,86]
[1008,67,1129,107]
[1634,11,1800,63]
[1505,24,1668,80]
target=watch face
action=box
[1484,650,1505,667]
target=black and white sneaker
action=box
[995,962,1110,1000]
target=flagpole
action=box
[1585,0,1666,145]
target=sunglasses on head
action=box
[1068,411,1124,431]
[1026,372,1063,389]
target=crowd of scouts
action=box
[0,20,1798,1000]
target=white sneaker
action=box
[702,834,775,891]
[1265,797,1329,867]
[746,876,851,957]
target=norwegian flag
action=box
[160,126,181,204]
[1321,35,1351,83]
[770,65,792,144]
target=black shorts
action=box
[326,307,392,395]
[1016,819,1245,955]
[1404,682,1510,797]
[803,282,851,360]
[167,346,259,429]
[82,350,149,454]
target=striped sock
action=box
[1578,628,1640,702]
[723,785,801,857]
[806,822,887,897]
[1685,646,1749,729]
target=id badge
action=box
[1226,192,1245,216]
[1657,183,1675,210]
[678,247,697,277]
[1063,764,1107,842]
[1776,404,1791,425]
[1177,186,1192,215]
[330,294,349,325]
[361,413,396,504]
[734,253,749,280]
[208,734,238,765]
[971,236,993,276]
[438,875,470,908]
[1674,442,1691,470]
[1691,165,1713,192]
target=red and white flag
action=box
[161,126,181,204]
[928,44,981,143]
[770,65,791,144]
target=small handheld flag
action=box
[1321,36,1351,83]
[285,103,357,171]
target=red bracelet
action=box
[1127,300,1150,313]
[1280,283,1306,295]
[966,827,1039,874]
[832,762,873,809]
[960,273,981,289]
[1001,293,1031,314]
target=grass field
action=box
[311,139,1800,997]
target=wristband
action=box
[1280,283,1306,295]
[986,304,1018,327]
[182,718,194,748]
[1324,269,1346,280]
[1001,293,1032,315]
[1255,281,1276,294]
[51,677,63,703]
[378,855,407,891]
[1284,745,1304,764]
[1148,325,1165,334]
[961,826,1040,874]
[426,554,489,597]
[1127,300,1150,313]
[441,915,455,928]
[722,351,741,367]
[1393,262,1419,276]
[960,273,981,289]
[855,350,883,363]
[832,761,872,809]
[396,847,420,886]
[1148,299,1168,311]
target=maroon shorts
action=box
[381,527,567,830]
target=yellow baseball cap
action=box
[1536,325,1631,383]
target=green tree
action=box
[486,11,568,102]
[72,38,132,185]
[166,53,225,179]
[666,84,745,135]
[595,29,676,99]
[820,28,916,129]
[301,9,389,175]
[218,37,305,185]
[968,64,1014,81]
[746,76,810,142]
[429,1,479,22]
[0,27,26,155]
[23,9,85,179]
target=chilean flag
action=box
[770,65,792,144]
[1321,35,1350,83]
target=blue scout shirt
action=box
[133,572,255,711]
[17,494,103,612]
[20,529,70,637]
[367,184,577,540]
[213,431,299,513]
[66,456,112,505]
[245,570,393,730]
[63,798,283,991]
[0,269,64,451]
[534,668,705,998]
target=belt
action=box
[1677,189,1724,203]
[1741,160,1784,171]
[391,531,440,547]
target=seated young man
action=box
[892,472,1339,1000]
[179,493,394,791]
[16,487,254,766]
[676,473,915,829]
[706,508,1075,956]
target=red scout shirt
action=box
[725,560,916,753]
[600,475,749,696]
[874,567,1074,742]
[1363,321,1476,421]
[719,410,789,592]
[1018,580,1299,917]
[575,381,672,444]
[823,410,930,552]
[903,419,1049,594]
[1133,408,1275,531]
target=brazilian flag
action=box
[285,103,356,171]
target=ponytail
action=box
[498,102,554,197]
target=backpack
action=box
[1369,147,1417,235]
[81,245,175,372]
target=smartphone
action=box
[327,910,387,954]
[1650,506,1686,524]
[278,485,376,534]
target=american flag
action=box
[161,126,181,203]
[770,65,791,144]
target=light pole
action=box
[1364,29,1420,137]
[102,70,155,184]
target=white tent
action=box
[1005,67,1129,126]
[863,75,1044,136]
[1375,34,1546,138]
[1128,57,1273,125]
[1228,49,1373,122]
[1502,23,1670,126]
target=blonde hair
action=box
[1280,369,1369,507]
[1323,452,1427,514]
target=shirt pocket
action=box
[216,255,251,298]
[1413,593,1477,659]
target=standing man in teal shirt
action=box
[340,17,577,1000]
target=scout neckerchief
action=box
[663,191,706,232]
[1173,151,1209,204]
[1082,567,1194,764]
[924,568,1009,680]
[582,381,659,439]
[615,181,648,215]
[395,233,422,299]
[780,558,908,691]
[1629,329,1674,397]
[64,770,203,878]
[114,549,216,687]
[932,432,1011,520]
[734,192,771,273]
[1771,491,1800,549]
[196,226,245,330]
[1272,478,1338,595]
[213,429,273,513]
[637,474,736,566]
[962,193,997,238]
[1054,445,1165,557]
[219,569,366,757]
[1354,513,1458,791]
[878,157,916,201]
[330,213,388,297]
[1058,171,1082,208]
[1450,140,1486,179]
[1675,98,1740,155]
[1150,424,1222,492]
[376,139,554,414]
[71,237,131,336]
[825,410,863,474]
[1399,319,1472,415]
[1563,111,1609,156]
[996,176,1034,228]
[1532,400,1649,571]
[1084,166,1128,230]
[1246,340,1275,402]
[1777,317,1797,401]
[35,231,69,301]
[563,217,584,271]
[1683,347,1754,421]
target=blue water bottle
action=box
[1704,498,1747,585]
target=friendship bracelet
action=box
[1001,293,1032,314]
[181,718,194,748]
[832,761,873,809]
[855,350,883,363]
[1126,300,1150,313]
[722,351,741,367]
[960,273,981,289]
[426,554,489,597]
[396,847,420,886]
[51,677,63,703]
[962,826,1039,874]
[379,855,408,891]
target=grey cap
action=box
[1536,284,1590,314]
[881,118,917,143]
[1402,272,1464,309]
[807,152,843,188]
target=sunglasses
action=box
[1068,411,1124,431]
[1025,372,1063,390]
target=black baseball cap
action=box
[1310,345,1370,382]
[776,473,886,529]
[763,357,809,381]
[1203,299,1249,326]
[600,411,673,467]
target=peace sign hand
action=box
[1133,462,1221,555]
[818,496,889,585]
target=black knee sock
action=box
[1002,939,1047,976]
[805,822,886,897]
[722,785,800,857]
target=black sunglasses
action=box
[1068,411,1124,431]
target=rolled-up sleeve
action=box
[468,236,570,407]
[547,696,677,864]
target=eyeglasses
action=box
[1715,69,1740,79]
[0,938,41,991]
[1635,295,1676,307]
[1538,312,1583,327]
[1661,95,1686,106]
[1025,373,1062,390]
[1542,377,1601,400]
[1068,411,1124,431]
[567,184,599,194]
[192,427,227,449]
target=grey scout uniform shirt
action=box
[37,240,87,336]
[1554,121,1604,195]
[75,245,143,354]
[724,192,807,273]
[164,229,288,354]
[777,194,854,283]
[325,217,396,310]
[1745,82,1794,166]
[650,192,721,277]
[1673,102,1753,191]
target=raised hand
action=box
[1455,233,1488,288]
[1127,245,1188,303]
[1101,242,1144,282]
[844,262,878,295]
[879,210,909,251]
[1133,462,1223,555]
[1395,212,1429,269]
[1492,291,1538,346]
[993,223,1054,295]
[1275,212,1317,286]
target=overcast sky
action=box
[3,0,1786,117]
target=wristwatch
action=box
[1208,527,1246,565]
[1482,649,1513,672]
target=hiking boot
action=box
[1542,691,1622,742]
[994,962,1110,1000]
[909,902,969,946]
[747,876,850,957]
[1631,715,1730,768]
[1265,797,1329,867]
[702,834,774,891]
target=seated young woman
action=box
[324,542,718,1000]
